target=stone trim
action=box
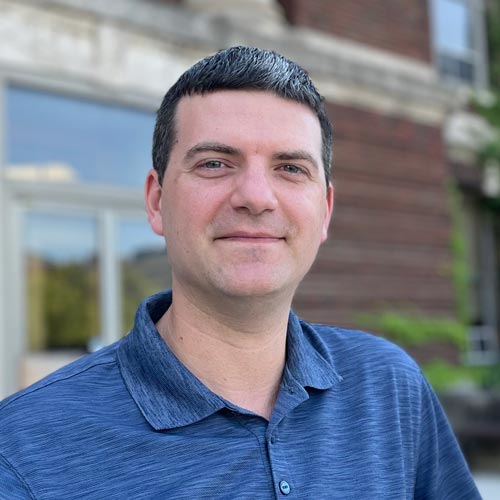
[1,0,462,124]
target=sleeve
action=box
[414,377,482,500]
[0,454,35,500]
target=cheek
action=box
[295,197,326,229]
[163,192,208,241]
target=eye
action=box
[194,159,233,178]
[280,164,306,175]
[201,160,225,170]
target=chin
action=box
[212,274,298,300]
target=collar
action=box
[117,290,342,430]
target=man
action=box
[0,47,480,499]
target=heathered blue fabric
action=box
[0,290,481,499]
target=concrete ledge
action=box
[4,0,458,125]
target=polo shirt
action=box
[0,290,481,499]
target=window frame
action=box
[461,195,500,365]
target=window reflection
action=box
[5,86,155,188]
[25,212,99,350]
[7,87,167,352]
[432,0,477,84]
[119,219,170,332]
[434,0,472,54]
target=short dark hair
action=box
[152,46,332,185]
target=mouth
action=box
[215,232,285,243]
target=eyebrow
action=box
[273,150,319,170]
[184,142,242,161]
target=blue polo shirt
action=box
[0,290,480,499]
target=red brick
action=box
[278,0,432,62]
[294,102,456,336]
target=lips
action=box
[215,231,285,242]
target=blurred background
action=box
[0,0,499,496]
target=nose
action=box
[229,164,278,215]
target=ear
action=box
[144,168,165,236]
[321,183,334,243]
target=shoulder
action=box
[300,320,423,383]
[0,341,134,497]
[0,341,121,420]
[300,321,440,434]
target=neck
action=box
[156,285,292,420]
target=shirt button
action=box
[279,480,291,495]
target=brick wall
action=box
[293,102,458,362]
[277,0,432,62]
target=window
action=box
[3,86,169,357]
[431,0,488,87]
[118,219,171,333]
[6,86,154,187]
[25,212,100,350]
[462,197,500,364]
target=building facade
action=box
[0,0,495,398]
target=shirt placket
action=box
[263,380,310,498]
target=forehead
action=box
[173,90,322,155]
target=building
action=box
[0,0,496,402]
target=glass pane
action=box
[434,0,472,55]
[438,54,475,83]
[25,212,99,350]
[5,87,155,188]
[119,219,171,332]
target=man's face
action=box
[146,90,333,302]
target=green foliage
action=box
[422,359,500,392]
[42,262,99,349]
[472,93,500,129]
[478,138,500,164]
[121,263,161,332]
[356,311,467,350]
[471,93,500,173]
[28,254,169,350]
